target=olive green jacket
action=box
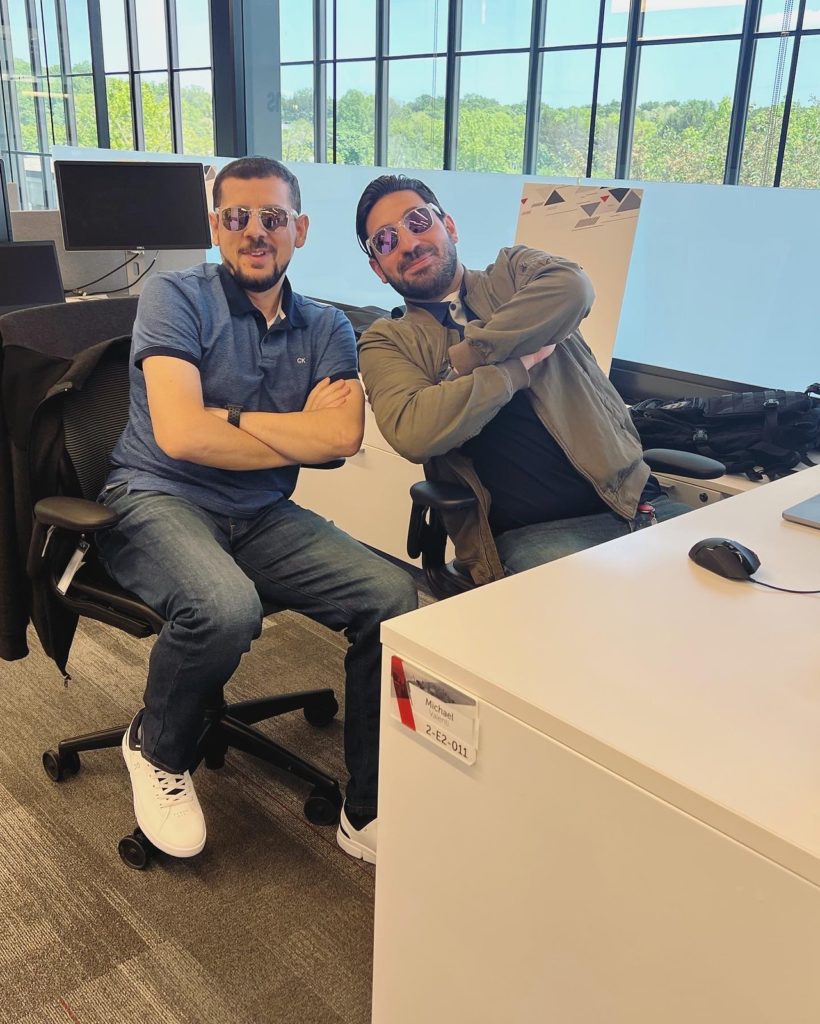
[358,245,649,585]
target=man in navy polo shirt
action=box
[97,156,417,864]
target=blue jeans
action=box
[495,494,692,575]
[95,486,418,817]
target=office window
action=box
[106,73,134,148]
[779,34,820,188]
[639,0,745,39]
[388,0,448,56]
[176,70,213,155]
[135,0,168,71]
[0,0,214,210]
[459,0,532,52]
[739,35,794,186]
[544,0,600,47]
[333,61,376,164]
[387,56,446,168]
[331,0,376,59]
[631,40,739,184]
[590,45,626,178]
[456,53,528,173]
[279,0,313,62]
[536,48,597,178]
[281,64,315,162]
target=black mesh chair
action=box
[408,449,727,599]
[26,335,343,869]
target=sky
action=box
[85,0,819,110]
[274,0,820,107]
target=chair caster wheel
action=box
[42,748,81,782]
[118,828,154,870]
[304,785,342,826]
[303,694,339,727]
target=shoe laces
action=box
[149,765,193,806]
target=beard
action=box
[384,238,459,302]
[230,263,288,293]
[223,240,289,293]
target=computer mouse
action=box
[688,537,761,580]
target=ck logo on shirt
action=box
[296,356,307,364]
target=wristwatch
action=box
[225,403,243,427]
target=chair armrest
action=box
[643,448,725,480]
[408,481,476,561]
[34,496,120,532]
[409,480,477,511]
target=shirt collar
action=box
[217,264,306,328]
[406,279,472,325]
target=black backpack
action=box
[630,384,820,481]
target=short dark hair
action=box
[212,156,301,212]
[355,174,444,254]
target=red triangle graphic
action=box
[521,197,528,205]
[600,194,610,201]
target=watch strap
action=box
[226,404,243,427]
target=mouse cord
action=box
[751,579,820,595]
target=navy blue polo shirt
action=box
[106,263,358,516]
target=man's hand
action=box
[520,343,557,372]
[303,377,351,412]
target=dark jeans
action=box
[96,486,418,817]
[495,494,692,574]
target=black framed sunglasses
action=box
[367,203,442,257]
[216,205,299,232]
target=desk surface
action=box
[383,466,820,885]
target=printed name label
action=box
[390,655,478,765]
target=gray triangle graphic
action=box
[545,190,565,205]
[581,202,599,217]
[608,187,629,202]
[616,190,641,212]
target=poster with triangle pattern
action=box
[516,184,643,373]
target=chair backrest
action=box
[0,296,138,358]
[61,342,131,501]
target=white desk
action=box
[372,466,820,1024]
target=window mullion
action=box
[124,0,143,149]
[773,0,807,186]
[0,0,25,158]
[87,0,110,147]
[54,0,77,145]
[523,0,546,176]
[724,0,763,184]
[375,0,387,166]
[167,0,182,152]
[615,0,644,180]
[585,0,607,178]
[314,0,327,162]
[443,0,462,169]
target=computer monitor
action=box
[0,161,12,242]
[0,241,65,316]
[54,160,211,251]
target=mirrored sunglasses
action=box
[368,204,441,256]
[217,205,297,232]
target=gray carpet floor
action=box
[0,602,415,1024]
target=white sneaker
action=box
[337,805,377,864]
[121,714,206,858]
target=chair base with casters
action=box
[408,448,727,601]
[33,494,344,870]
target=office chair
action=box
[408,449,726,599]
[20,332,343,869]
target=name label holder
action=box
[390,655,479,765]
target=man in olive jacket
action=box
[355,174,688,585]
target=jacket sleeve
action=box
[448,246,595,375]
[358,324,530,464]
